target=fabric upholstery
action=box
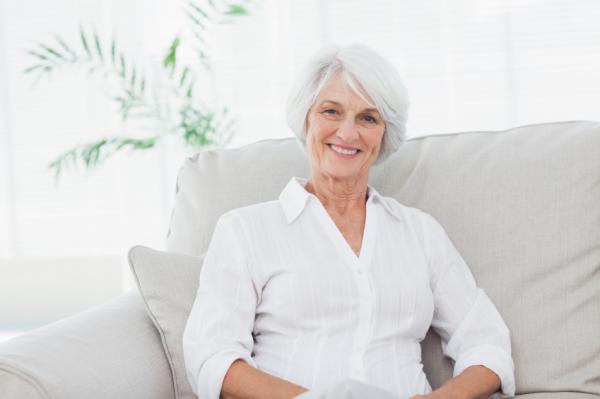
[0,366,45,399]
[165,120,600,396]
[128,245,204,399]
[292,380,598,399]
[515,395,600,399]
[0,291,174,399]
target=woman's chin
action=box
[321,164,361,180]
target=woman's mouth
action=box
[327,144,360,158]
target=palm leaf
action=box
[54,34,77,60]
[23,64,46,74]
[179,66,190,87]
[186,9,207,31]
[38,43,65,60]
[130,67,137,89]
[27,49,51,61]
[110,37,116,65]
[93,29,104,61]
[163,36,181,69]
[225,4,249,16]
[119,52,126,78]
[188,1,209,19]
[79,27,91,58]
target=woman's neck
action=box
[304,174,368,216]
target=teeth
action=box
[330,144,358,155]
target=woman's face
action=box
[305,73,385,182]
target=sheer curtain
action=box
[1,0,599,335]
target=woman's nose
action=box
[336,117,359,142]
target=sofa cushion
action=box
[515,394,600,399]
[128,245,203,399]
[0,367,46,399]
[165,120,600,395]
[0,291,173,399]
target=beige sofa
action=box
[1,120,599,398]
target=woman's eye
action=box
[323,109,337,115]
[361,115,377,123]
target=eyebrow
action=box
[319,100,379,114]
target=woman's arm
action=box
[221,359,308,399]
[183,212,310,399]
[411,365,501,399]
[419,212,515,397]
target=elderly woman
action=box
[182,44,515,399]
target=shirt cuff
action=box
[452,344,516,398]
[196,350,257,399]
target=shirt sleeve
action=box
[182,210,259,399]
[421,211,516,397]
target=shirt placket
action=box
[312,197,378,381]
[350,200,377,381]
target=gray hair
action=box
[285,43,410,165]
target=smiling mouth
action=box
[327,143,361,157]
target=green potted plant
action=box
[25,0,253,181]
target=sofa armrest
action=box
[0,289,174,399]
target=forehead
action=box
[315,72,376,110]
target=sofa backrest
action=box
[166,120,600,395]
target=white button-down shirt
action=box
[183,176,515,399]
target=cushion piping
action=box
[0,360,52,399]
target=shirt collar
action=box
[278,176,403,224]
